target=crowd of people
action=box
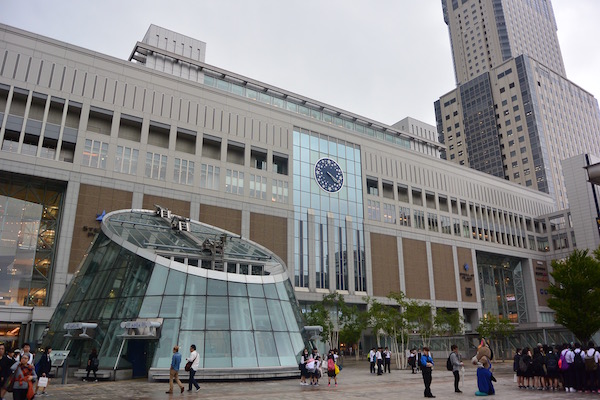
[298,348,341,387]
[0,342,53,400]
[514,341,600,393]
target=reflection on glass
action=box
[145,266,168,295]
[186,275,207,295]
[138,296,162,318]
[204,331,232,368]
[205,297,230,329]
[274,332,296,366]
[229,297,252,330]
[266,300,287,331]
[181,296,206,330]
[164,270,187,295]
[231,331,258,367]
[255,331,279,367]
[178,331,204,368]
[153,318,180,368]
[249,297,271,330]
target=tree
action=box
[404,300,435,348]
[365,296,406,369]
[434,308,464,352]
[476,312,515,360]
[548,248,600,343]
[338,303,368,360]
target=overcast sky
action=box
[1,0,598,127]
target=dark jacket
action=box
[37,353,52,376]
[0,355,16,381]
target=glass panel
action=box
[145,265,168,295]
[263,283,279,299]
[231,331,258,367]
[275,282,289,301]
[204,331,232,368]
[181,296,206,330]
[274,332,297,366]
[152,318,180,368]
[255,331,279,366]
[159,295,183,318]
[280,300,300,332]
[266,300,287,331]
[138,296,162,318]
[289,332,305,357]
[186,275,207,295]
[113,296,143,319]
[178,331,204,369]
[205,296,230,329]
[229,297,252,330]
[228,282,247,297]
[206,278,227,296]
[247,283,264,298]
[249,297,271,330]
[164,270,187,295]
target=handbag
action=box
[185,356,196,372]
[38,376,49,388]
[334,364,340,375]
[3,372,14,392]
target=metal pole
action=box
[61,360,68,385]
[114,338,126,371]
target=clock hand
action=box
[326,171,339,184]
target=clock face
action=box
[314,157,344,193]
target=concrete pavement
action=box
[28,359,587,399]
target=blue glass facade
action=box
[292,127,366,292]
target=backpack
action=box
[545,353,558,372]
[573,350,584,369]
[446,354,453,371]
[327,357,335,372]
[559,351,569,371]
[585,350,598,372]
[519,357,529,373]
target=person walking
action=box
[369,347,376,374]
[10,353,37,400]
[166,346,185,394]
[408,349,417,374]
[186,344,200,392]
[35,347,52,396]
[420,346,435,398]
[16,343,33,366]
[326,350,338,387]
[449,344,464,393]
[376,347,383,375]
[0,343,16,400]
[84,348,99,382]
[384,347,391,373]
[299,349,310,385]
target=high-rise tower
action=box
[436,0,600,210]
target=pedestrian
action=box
[16,343,33,366]
[520,346,533,389]
[570,342,585,392]
[186,344,200,392]
[314,355,322,386]
[583,341,599,392]
[376,347,383,375]
[513,348,524,388]
[545,345,560,391]
[384,347,391,373]
[532,347,545,389]
[326,350,337,387]
[299,349,310,385]
[84,348,99,381]
[166,346,185,394]
[10,353,37,400]
[559,343,571,391]
[420,346,435,398]
[35,347,52,396]
[449,344,464,393]
[369,347,376,374]
[0,343,17,400]
[408,349,417,374]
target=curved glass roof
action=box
[102,209,282,275]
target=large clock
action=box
[314,157,344,193]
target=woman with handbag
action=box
[186,344,200,392]
[35,347,52,396]
[10,353,37,400]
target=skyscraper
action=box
[436,0,600,210]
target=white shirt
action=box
[187,350,200,370]
[585,348,600,363]
[376,350,382,360]
[369,350,376,362]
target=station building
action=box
[0,23,595,373]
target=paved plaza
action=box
[24,359,589,399]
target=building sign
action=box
[119,318,162,338]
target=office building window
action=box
[413,210,425,230]
[367,200,380,221]
[383,203,396,224]
[399,207,411,227]
[271,179,288,203]
[248,174,267,200]
[225,169,244,195]
[174,158,194,185]
[82,139,108,169]
[145,152,167,180]
[200,163,220,190]
[114,146,139,175]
